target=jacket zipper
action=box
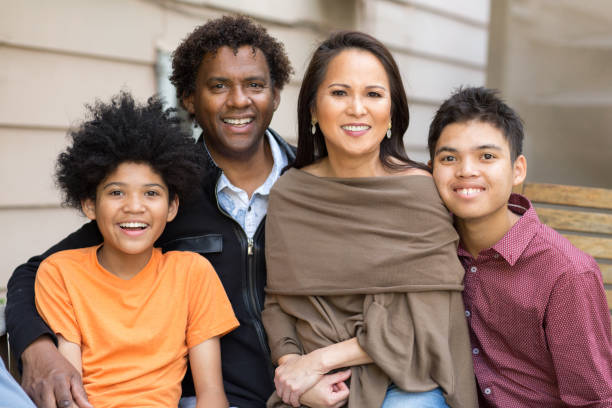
[214,178,274,379]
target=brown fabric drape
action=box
[263,168,477,408]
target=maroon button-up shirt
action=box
[459,194,612,407]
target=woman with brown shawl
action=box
[262,31,477,408]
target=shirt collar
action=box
[458,193,541,266]
[215,130,288,197]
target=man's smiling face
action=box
[432,120,526,224]
[183,45,280,161]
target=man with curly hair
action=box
[35,92,239,407]
[6,15,351,408]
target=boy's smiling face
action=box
[81,162,178,275]
[432,120,526,224]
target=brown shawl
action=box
[263,168,477,408]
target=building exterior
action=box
[1,0,489,287]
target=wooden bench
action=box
[515,182,612,311]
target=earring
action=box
[311,120,317,135]
[386,122,392,139]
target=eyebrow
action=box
[327,83,387,91]
[102,182,167,190]
[206,76,268,83]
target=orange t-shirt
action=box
[35,246,239,408]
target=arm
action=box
[546,269,612,406]
[299,370,351,408]
[275,338,373,407]
[190,337,228,408]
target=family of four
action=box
[4,15,612,408]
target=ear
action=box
[272,87,281,111]
[182,93,195,115]
[427,160,432,168]
[81,198,96,221]
[166,195,179,222]
[512,155,527,186]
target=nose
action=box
[347,95,366,117]
[123,193,145,213]
[457,157,479,178]
[227,85,251,109]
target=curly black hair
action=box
[170,15,293,106]
[56,91,205,210]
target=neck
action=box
[455,208,520,259]
[97,246,153,280]
[207,136,274,198]
[320,150,387,178]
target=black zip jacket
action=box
[6,128,296,408]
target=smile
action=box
[223,118,253,125]
[119,222,148,230]
[455,188,484,196]
[341,125,370,131]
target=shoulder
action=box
[394,167,432,178]
[43,247,94,267]
[162,250,215,276]
[529,223,599,277]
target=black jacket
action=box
[6,128,296,408]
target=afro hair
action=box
[55,91,206,210]
[170,14,293,107]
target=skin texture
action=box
[81,162,178,279]
[431,120,527,257]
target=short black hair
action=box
[170,15,293,107]
[56,91,205,209]
[428,86,524,162]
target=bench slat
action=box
[522,183,612,210]
[563,235,612,261]
[602,264,612,285]
[534,207,612,235]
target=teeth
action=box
[120,222,148,228]
[342,125,370,131]
[457,188,482,196]
[223,118,253,125]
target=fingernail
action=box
[59,401,71,408]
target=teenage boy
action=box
[428,86,612,407]
[34,92,239,407]
[7,15,347,408]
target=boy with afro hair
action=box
[34,92,239,408]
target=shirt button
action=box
[493,254,499,259]
[470,266,477,273]
[472,348,479,355]
[484,388,491,395]
[465,310,471,317]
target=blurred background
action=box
[1,0,611,289]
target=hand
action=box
[275,352,325,407]
[300,370,351,408]
[21,336,92,408]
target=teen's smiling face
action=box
[432,121,526,224]
[183,45,280,161]
[82,162,178,274]
[312,48,391,162]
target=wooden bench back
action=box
[515,183,612,311]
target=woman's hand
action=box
[300,370,351,408]
[275,352,326,407]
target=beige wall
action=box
[0,0,490,288]
[488,0,612,189]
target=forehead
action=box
[436,121,510,152]
[102,162,164,184]
[198,45,271,80]
[321,49,389,87]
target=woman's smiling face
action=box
[312,48,392,162]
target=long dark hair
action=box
[293,30,428,172]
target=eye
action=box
[211,83,226,90]
[439,155,456,163]
[482,153,495,160]
[331,89,347,96]
[367,91,382,98]
[145,190,160,197]
[248,82,264,88]
[109,190,123,196]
